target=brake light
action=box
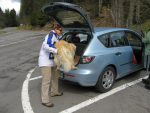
[80,56,95,64]
[66,74,75,78]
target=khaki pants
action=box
[40,66,60,103]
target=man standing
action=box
[38,24,63,107]
[142,29,150,89]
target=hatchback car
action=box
[42,2,144,92]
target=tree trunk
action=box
[111,0,117,26]
[126,0,135,28]
[118,0,124,27]
[98,0,103,17]
[136,0,140,23]
[111,0,124,27]
[135,0,143,35]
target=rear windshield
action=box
[56,9,88,28]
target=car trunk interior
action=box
[63,32,91,65]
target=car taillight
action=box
[80,56,95,64]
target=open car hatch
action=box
[42,2,94,33]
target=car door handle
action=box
[115,52,122,56]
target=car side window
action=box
[98,34,111,47]
[110,31,127,47]
[125,32,142,47]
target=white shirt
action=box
[38,30,59,67]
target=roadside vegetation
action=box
[140,19,150,32]
[0,8,19,29]
[0,0,150,32]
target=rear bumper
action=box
[63,68,99,86]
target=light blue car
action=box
[42,2,144,92]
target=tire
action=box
[95,66,116,93]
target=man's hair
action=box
[54,24,61,30]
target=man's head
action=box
[54,24,62,36]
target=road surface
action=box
[0,28,149,113]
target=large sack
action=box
[54,40,77,72]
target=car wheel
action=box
[95,66,116,93]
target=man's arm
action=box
[43,34,57,53]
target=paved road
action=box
[0,28,46,113]
[0,28,149,113]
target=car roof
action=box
[94,27,143,38]
[94,27,130,33]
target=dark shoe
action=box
[51,92,63,97]
[142,78,150,84]
[42,102,54,107]
[145,84,150,90]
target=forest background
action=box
[0,0,150,32]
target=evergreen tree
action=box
[0,7,5,28]
[19,0,150,28]
[20,0,73,27]
[4,9,11,26]
[3,9,18,27]
[30,0,49,26]
[20,0,34,24]
[140,0,150,22]
[9,9,18,27]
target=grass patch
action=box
[17,23,54,31]
[0,29,6,34]
[132,19,150,33]
[141,19,150,32]
[17,24,33,30]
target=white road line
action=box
[29,76,42,81]
[0,36,41,48]
[59,75,148,113]
[21,67,37,113]
[22,67,148,113]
